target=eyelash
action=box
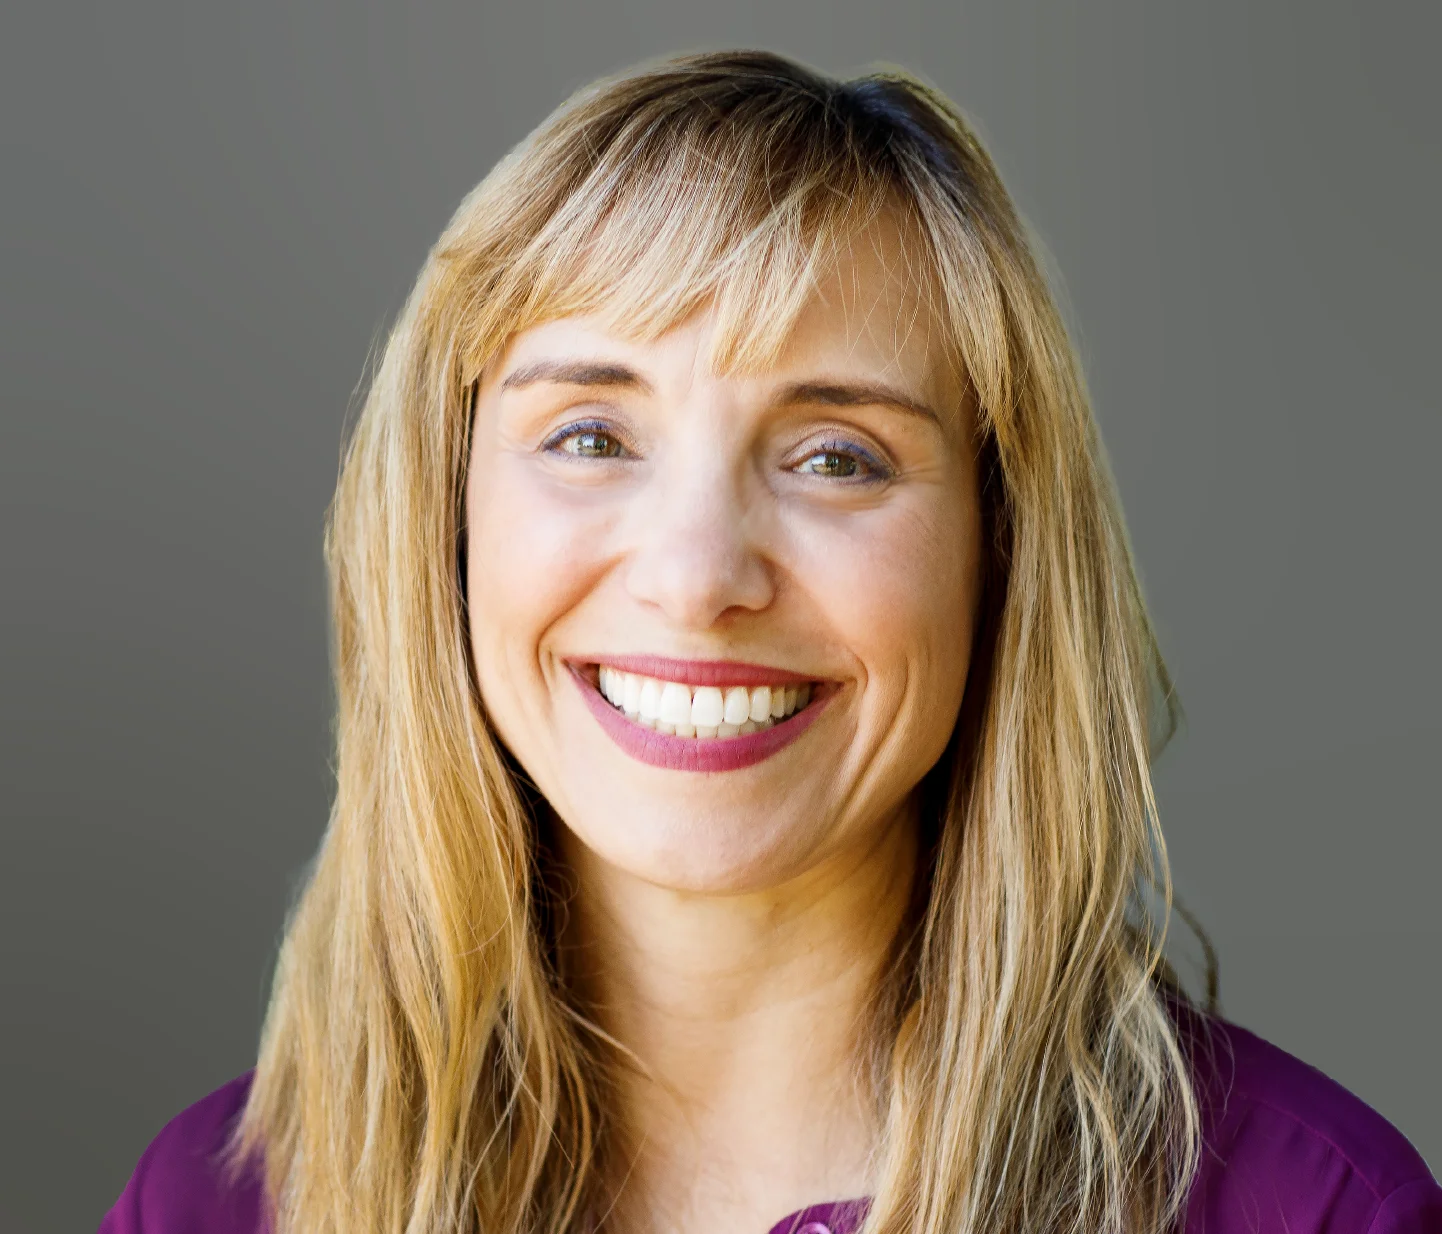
[540,421,893,484]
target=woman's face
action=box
[466,220,983,894]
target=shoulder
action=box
[1178,1009,1442,1233]
[98,1071,269,1234]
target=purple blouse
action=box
[98,1013,1441,1233]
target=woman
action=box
[100,50,1439,1234]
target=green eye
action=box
[800,450,863,478]
[565,431,623,458]
[543,420,630,459]
[795,441,890,483]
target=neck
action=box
[556,804,918,1234]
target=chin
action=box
[557,802,817,896]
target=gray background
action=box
[3,2,1438,1230]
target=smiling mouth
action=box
[582,663,823,739]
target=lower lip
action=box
[569,665,832,773]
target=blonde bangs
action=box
[534,146,881,369]
[441,70,953,386]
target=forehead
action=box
[493,212,963,421]
[775,215,954,406]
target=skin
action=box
[465,217,984,1234]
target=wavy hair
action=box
[235,49,1205,1234]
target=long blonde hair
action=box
[236,49,1204,1234]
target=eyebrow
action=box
[774,379,940,425]
[499,359,654,395]
[497,358,939,424]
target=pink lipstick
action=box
[567,661,834,773]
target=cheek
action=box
[791,488,980,716]
[465,458,612,709]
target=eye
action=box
[793,440,892,483]
[542,419,631,460]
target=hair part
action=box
[236,48,1204,1234]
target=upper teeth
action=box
[596,668,813,739]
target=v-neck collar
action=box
[765,1197,870,1234]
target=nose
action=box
[621,449,775,630]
